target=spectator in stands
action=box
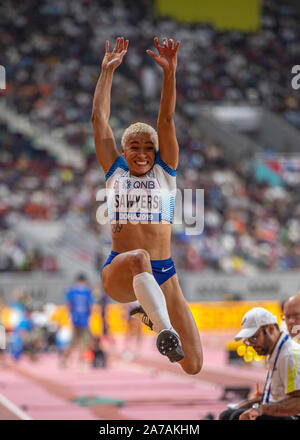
[282,294,300,342]
[62,273,94,369]
[219,307,300,420]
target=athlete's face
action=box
[122,132,156,176]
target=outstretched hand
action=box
[146,37,180,73]
[102,37,129,72]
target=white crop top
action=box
[105,152,177,224]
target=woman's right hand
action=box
[102,37,129,72]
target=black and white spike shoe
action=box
[156,329,184,363]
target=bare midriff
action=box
[110,221,172,260]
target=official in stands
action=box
[219,307,300,420]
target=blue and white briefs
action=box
[102,251,177,286]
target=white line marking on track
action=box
[0,393,33,420]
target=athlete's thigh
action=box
[161,274,203,357]
[101,252,137,303]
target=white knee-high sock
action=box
[133,272,175,334]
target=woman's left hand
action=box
[146,37,180,73]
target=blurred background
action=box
[0,0,300,421]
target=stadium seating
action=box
[1,0,300,274]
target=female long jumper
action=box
[92,37,203,374]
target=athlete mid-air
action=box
[92,36,203,374]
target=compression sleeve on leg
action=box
[133,272,176,334]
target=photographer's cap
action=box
[234,307,277,340]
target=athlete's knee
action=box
[182,354,203,375]
[129,249,151,274]
[185,362,203,375]
[187,362,203,375]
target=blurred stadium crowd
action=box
[1,0,300,274]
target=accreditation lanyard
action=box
[262,334,289,404]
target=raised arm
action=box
[91,37,129,174]
[147,37,180,170]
